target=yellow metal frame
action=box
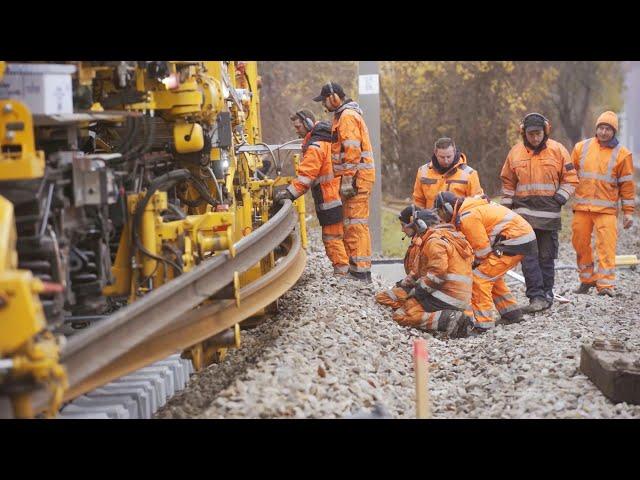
[0,196,67,418]
[0,100,45,180]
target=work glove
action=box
[552,192,567,206]
[339,175,357,199]
[623,214,634,230]
[274,189,294,205]
[271,189,294,216]
[395,275,415,292]
[413,284,430,301]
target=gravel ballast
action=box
[156,215,640,419]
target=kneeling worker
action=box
[375,206,439,309]
[275,110,346,272]
[434,192,537,332]
[391,221,475,339]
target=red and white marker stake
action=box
[413,338,431,419]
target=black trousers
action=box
[521,229,559,302]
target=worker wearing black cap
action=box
[500,113,579,313]
[313,81,375,282]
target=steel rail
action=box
[1,200,300,417]
[62,231,305,402]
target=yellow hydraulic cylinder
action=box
[141,205,157,279]
[295,196,308,250]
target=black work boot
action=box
[349,271,372,283]
[522,297,550,313]
[573,282,595,294]
[496,308,524,326]
[598,288,614,297]
[437,310,468,338]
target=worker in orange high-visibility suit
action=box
[375,206,439,309]
[390,222,475,338]
[570,111,636,297]
[501,113,579,313]
[412,137,484,209]
[313,82,375,282]
[275,110,346,272]
[435,192,538,333]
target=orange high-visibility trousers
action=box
[571,210,617,291]
[375,286,409,309]
[326,188,372,275]
[392,298,441,329]
[471,253,523,329]
[321,223,350,274]
[391,298,473,334]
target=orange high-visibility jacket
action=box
[571,137,636,215]
[331,101,375,189]
[457,197,537,261]
[500,139,578,230]
[412,153,484,209]
[404,234,423,276]
[287,121,342,226]
[414,223,474,311]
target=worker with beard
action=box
[412,137,483,209]
[500,113,578,313]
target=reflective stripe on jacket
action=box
[404,235,423,276]
[414,224,474,311]
[457,197,537,259]
[500,138,578,230]
[412,153,484,209]
[571,137,636,215]
[331,102,375,188]
[287,122,342,226]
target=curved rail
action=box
[0,200,304,417]
[64,231,305,402]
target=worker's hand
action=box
[274,189,294,205]
[397,275,415,289]
[553,192,568,206]
[623,214,634,229]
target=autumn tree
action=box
[544,61,624,146]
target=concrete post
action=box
[358,61,382,255]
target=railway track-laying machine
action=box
[0,60,308,418]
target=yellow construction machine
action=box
[0,60,307,417]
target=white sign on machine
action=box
[0,63,76,115]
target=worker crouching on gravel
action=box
[390,221,476,339]
[570,111,636,297]
[375,206,439,309]
[435,192,537,333]
[275,110,345,271]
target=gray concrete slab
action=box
[107,380,158,413]
[61,403,130,419]
[88,386,151,419]
[136,366,175,397]
[57,412,110,419]
[372,263,405,284]
[157,358,186,390]
[120,372,167,407]
[70,395,139,419]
